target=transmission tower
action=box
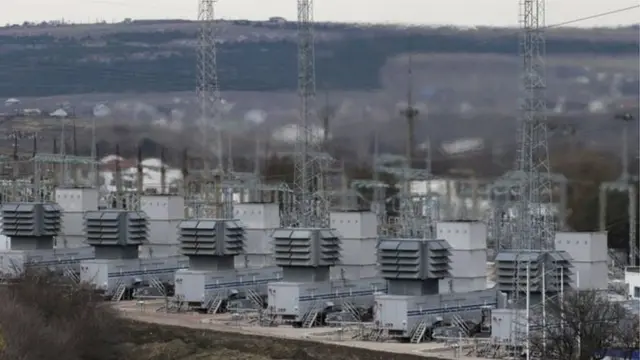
[293,0,328,227]
[197,0,229,218]
[510,1,554,356]
[514,0,554,251]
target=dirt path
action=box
[116,302,486,360]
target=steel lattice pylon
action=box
[293,0,327,227]
[514,0,554,251]
[197,0,231,218]
[197,0,223,168]
[510,0,554,356]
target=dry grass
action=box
[0,269,126,360]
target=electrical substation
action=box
[0,0,638,359]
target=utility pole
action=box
[599,112,638,266]
[400,54,419,166]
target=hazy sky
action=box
[3,0,639,27]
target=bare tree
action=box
[530,289,639,360]
[0,268,125,360]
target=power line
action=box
[546,5,640,28]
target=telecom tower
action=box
[293,0,328,227]
[196,0,231,218]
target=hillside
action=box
[0,19,638,97]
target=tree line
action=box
[0,28,637,97]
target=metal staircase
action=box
[148,277,166,296]
[63,267,80,283]
[302,309,319,328]
[159,295,184,313]
[207,293,223,314]
[246,288,264,309]
[112,283,127,302]
[341,300,361,321]
[451,314,470,336]
[361,327,387,341]
[410,321,428,343]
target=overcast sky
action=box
[2,0,639,27]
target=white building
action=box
[625,267,640,299]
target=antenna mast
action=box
[294,0,326,227]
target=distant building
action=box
[98,155,182,193]
[23,108,42,116]
[49,108,68,118]
[268,17,286,25]
[4,98,20,107]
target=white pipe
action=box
[542,262,546,357]
[560,266,565,331]
[577,270,581,357]
[525,263,530,360]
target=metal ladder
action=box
[302,309,319,328]
[207,294,223,314]
[246,288,264,309]
[410,321,428,343]
[112,283,127,302]
[451,314,470,336]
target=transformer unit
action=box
[233,203,280,268]
[329,211,379,279]
[0,202,94,279]
[554,231,608,290]
[55,188,99,248]
[139,194,184,258]
[494,250,573,298]
[79,210,188,301]
[373,237,507,343]
[174,218,281,313]
[488,249,573,343]
[436,221,491,292]
[267,227,386,327]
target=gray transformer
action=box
[55,188,100,248]
[3,202,62,243]
[0,202,94,277]
[174,219,282,312]
[494,250,573,295]
[373,238,507,341]
[374,291,507,336]
[233,203,281,268]
[267,228,386,325]
[139,195,184,258]
[79,210,188,298]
